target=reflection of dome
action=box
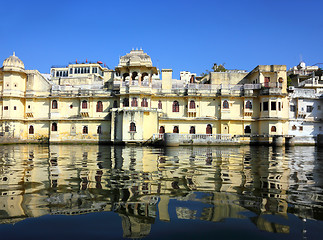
[2,52,25,70]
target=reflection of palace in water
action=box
[0,145,322,237]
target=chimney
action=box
[162,69,173,90]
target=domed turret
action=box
[2,52,25,71]
[117,49,153,68]
[297,61,306,70]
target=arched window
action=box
[52,123,57,132]
[245,100,252,109]
[223,100,229,109]
[97,126,102,134]
[132,72,138,80]
[292,125,297,130]
[141,98,148,107]
[244,125,251,134]
[173,101,179,112]
[52,100,58,109]
[96,101,103,112]
[190,126,196,134]
[131,98,138,107]
[206,124,212,134]
[82,100,88,109]
[158,100,162,109]
[142,72,148,81]
[173,126,179,133]
[123,73,129,81]
[189,100,196,109]
[130,122,136,132]
[271,126,276,132]
[159,126,165,133]
[83,126,88,134]
[123,98,129,107]
[29,125,34,134]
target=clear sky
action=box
[1,0,322,78]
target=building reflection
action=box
[0,144,322,237]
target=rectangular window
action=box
[260,103,261,112]
[299,126,303,131]
[278,102,281,111]
[4,106,8,110]
[290,105,296,112]
[14,106,16,110]
[306,106,313,112]
[318,105,321,110]
[263,102,268,111]
[271,102,276,111]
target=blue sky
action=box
[1,0,322,78]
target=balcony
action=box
[260,87,283,95]
[298,78,323,88]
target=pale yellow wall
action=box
[26,121,49,139]
[143,111,158,139]
[3,72,26,94]
[210,72,247,85]
[199,98,218,118]
[50,121,110,142]
[159,120,219,134]
[26,99,50,119]
[26,71,51,95]
[165,98,186,118]
[162,69,172,90]
[228,121,244,135]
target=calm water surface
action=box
[0,144,322,239]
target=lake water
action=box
[0,144,322,239]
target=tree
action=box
[212,63,227,72]
[287,76,292,87]
[201,63,227,76]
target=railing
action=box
[290,88,317,98]
[298,78,322,87]
[152,82,162,89]
[181,134,238,142]
[264,82,283,88]
[152,133,238,142]
[244,84,261,89]
[114,82,265,91]
[152,133,164,140]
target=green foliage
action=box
[200,70,210,77]
[287,76,292,87]
[200,63,227,76]
[212,63,227,72]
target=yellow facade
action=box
[0,50,293,145]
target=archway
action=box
[159,126,165,133]
[206,124,212,134]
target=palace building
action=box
[0,50,322,145]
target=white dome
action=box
[2,52,25,70]
[118,49,153,67]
